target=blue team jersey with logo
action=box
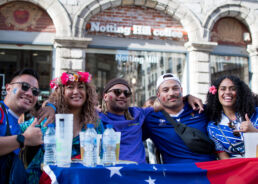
[144,102,216,164]
[99,107,153,164]
[0,101,21,155]
[207,107,258,157]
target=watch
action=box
[16,134,25,148]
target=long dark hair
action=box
[205,75,256,123]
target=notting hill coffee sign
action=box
[87,22,187,39]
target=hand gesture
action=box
[23,118,43,146]
[234,114,258,133]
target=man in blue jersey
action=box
[100,78,204,164]
[143,73,216,163]
[0,68,43,183]
[100,78,153,164]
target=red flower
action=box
[60,72,69,85]
[50,72,92,89]
[49,78,58,89]
[78,72,91,83]
[209,85,217,95]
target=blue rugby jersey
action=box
[143,102,216,164]
[99,107,153,164]
[0,101,21,155]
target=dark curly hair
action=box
[205,75,256,123]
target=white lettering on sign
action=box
[153,28,183,38]
[90,22,131,36]
[89,22,186,38]
[115,54,158,64]
[133,25,151,35]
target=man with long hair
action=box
[100,78,149,164]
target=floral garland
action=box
[50,72,92,89]
[208,85,217,95]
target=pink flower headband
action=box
[50,72,92,89]
[209,85,217,95]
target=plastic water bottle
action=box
[83,124,97,167]
[43,124,56,165]
[102,124,116,166]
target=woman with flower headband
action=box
[48,71,104,157]
[20,71,104,183]
[205,75,258,159]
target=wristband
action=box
[16,134,25,148]
[46,102,57,113]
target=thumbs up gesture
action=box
[234,114,258,133]
[23,118,43,146]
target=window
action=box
[210,55,249,83]
[86,49,186,106]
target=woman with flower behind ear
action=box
[206,75,258,160]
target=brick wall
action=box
[0,2,55,33]
[86,5,188,41]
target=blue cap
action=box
[87,124,94,128]
[106,124,113,129]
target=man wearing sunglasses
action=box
[0,68,44,183]
[143,73,216,163]
[100,77,204,164]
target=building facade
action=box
[0,0,258,104]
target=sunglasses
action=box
[10,82,40,96]
[107,89,132,98]
[228,121,240,137]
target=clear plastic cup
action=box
[55,114,73,167]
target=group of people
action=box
[0,68,258,184]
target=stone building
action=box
[0,0,257,104]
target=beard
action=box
[108,100,129,113]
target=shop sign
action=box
[115,54,158,64]
[88,22,185,39]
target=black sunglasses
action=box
[107,89,132,98]
[10,82,40,96]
